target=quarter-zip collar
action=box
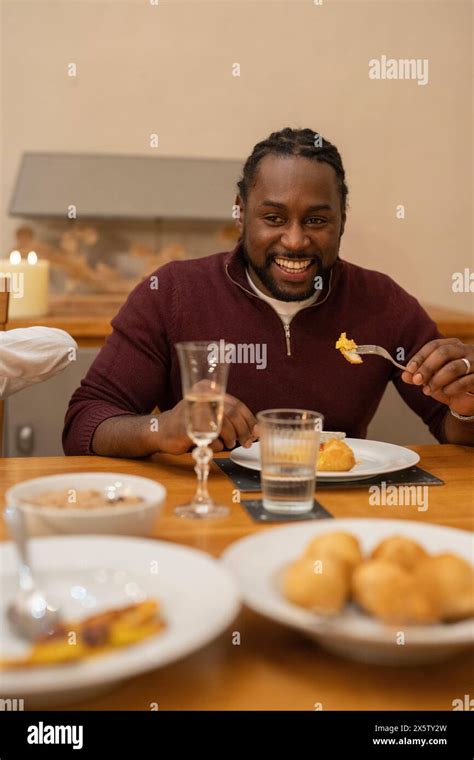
[224,242,342,355]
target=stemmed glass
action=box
[175,341,230,519]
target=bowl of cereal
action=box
[5,473,166,537]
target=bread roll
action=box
[414,553,474,621]
[352,559,440,624]
[283,556,349,614]
[371,535,428,571]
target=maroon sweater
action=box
[63,243,447,455]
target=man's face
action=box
[237,154,346,301]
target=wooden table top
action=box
[1,444,473,710]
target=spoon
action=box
[5,503,62,641]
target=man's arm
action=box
[63,275,172,456]
[63,270,259,457]
[91,414,161,458]
[387,283,474,445]
[441,409,474,446]
[91,406,191,458]
[91,395,258,458]
[401,338,474,446]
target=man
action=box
[1,327,77,399]
[63,128,474,457]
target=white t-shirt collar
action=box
[245,268,320,324]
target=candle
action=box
[0,251,50,318]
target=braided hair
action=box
[237,128,348,212]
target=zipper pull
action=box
[284,322,291,356]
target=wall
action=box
[1,0,472,311]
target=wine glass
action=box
[175,341,230,519]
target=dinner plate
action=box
[222,519,474,665]
[230,439,420,481]
[0,535,240,706]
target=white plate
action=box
[230,439,420,481]
[0,535,240,706]
[222,519,474,665]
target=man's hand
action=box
[401,338,474,415]
[155,394,258,455]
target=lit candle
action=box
[0,251,50,318]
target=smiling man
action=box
[63,128,474,457]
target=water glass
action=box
[257,409,323,514]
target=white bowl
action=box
[5,472,166,538]
[222,519,474,666]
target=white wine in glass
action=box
[185,391,224,446]
[175,341,230,519]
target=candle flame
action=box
[9,250,22,265]
[27,251,38,265]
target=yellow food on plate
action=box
[317,438,356,472]
[414,554,474,622]
[371,535,428,571]
[283,556,349,614]
[281,530,473,625]
[304,531,362,579]
[352,559,440,624]
[335,332,363,364]
[0,599,164,670]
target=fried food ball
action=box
[283,556,349,614]
[414,553,474,622]
[371,535,428,571]
[352,559,440,624]
[304,531,362,579]
[317,439,356,472]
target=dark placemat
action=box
[215,458,262,490]
[316,466,444,490]
[215,459,444,492]
[241,498,333,523]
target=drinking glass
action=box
[257,409,323,514]
[175,341,230,519]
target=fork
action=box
[352,345,411,373]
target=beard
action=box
[241,240,336,302]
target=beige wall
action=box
[1,0,472,311]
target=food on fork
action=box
[371,535,428,571]
[317,438,356,472]
[335,332,363,364]
[0,599,164,669]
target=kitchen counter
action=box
[7,295,474,347]
[8,295,122,347]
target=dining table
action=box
[0,443,473,711]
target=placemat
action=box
[241,498,333,523]
[215,459,444,492]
